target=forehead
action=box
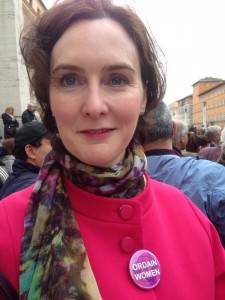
[51,18,140,71]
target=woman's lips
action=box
[81,128,114,138]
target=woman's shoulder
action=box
[148,175,185,197]
[1,113,7,119]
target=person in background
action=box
[218,142,225,167]
[0,138,15,173]
[142,101,225,248]
[0,122,52,200]
[221,127,225,143]
[172,119,188,156]
[21,102,38,124]
[34,105,43,122]
[1,106,19,138]
[0,161,8,189]
[205,125,222,147]
[197,125,222,162]
[184,131,210,157]
[197,143,222,162]
[0,1,225,299]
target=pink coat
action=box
[0,174,225,299]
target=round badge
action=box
[129,249,161,289]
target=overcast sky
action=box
[42,0,225,104]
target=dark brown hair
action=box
[2,138,15,155]
[20,0,166,141]
[186,133,210,153]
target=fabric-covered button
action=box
[120,237,135,253]
[119,205,134,220]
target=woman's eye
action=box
[63,75,77,86]
[111,76,125,86]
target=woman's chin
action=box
[78,153,125,168]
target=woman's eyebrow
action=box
[51,63,136,75]
[51,64,84,74]
[102,63,135,74]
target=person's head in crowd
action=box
[172,119,188,152]
[188,126,198,135]
[2,138,15,155]
[27,102,36,112]
[0,138,15,174]
[5,106,15,115]
[185,133,210,153]
[140,101,187,152]
[220,127,225,143]
[141,101,173,149]
[218,142,225,167]
[13,122,52,167]
[205,125,221,146]
[141,101,187,153]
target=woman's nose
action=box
[82,86,108,118]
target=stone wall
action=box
[0,0,30,122]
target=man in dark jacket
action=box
[21,102,38,124]
[0,122,52,199]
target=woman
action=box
[0,138,15,174]
[1,107,19,139]
[184,132,210,157]
[0,0,225,299]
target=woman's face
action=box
[8,108,13,114]
[50,19,146,167]
[213,130,221,144]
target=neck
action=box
[26,158,39,167]
[172,142,183,151]
[143,139,172,152]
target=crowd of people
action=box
[0,0,225,299]
[174,119,225,165]
[0,122,52,200]
[0,103,42,189]
[142,102,225,247]
[1,102,39,139]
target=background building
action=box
[0,0,46,136]
[168,77,225,130]
[168,95,192,128]
[198,80,225,128]
[192,77,223,129]
[23,0,46,25]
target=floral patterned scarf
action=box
[19,138,146,299]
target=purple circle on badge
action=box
[129,249,161,289]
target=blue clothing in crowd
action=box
[0,159,39,199]
[146,150,225,247]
